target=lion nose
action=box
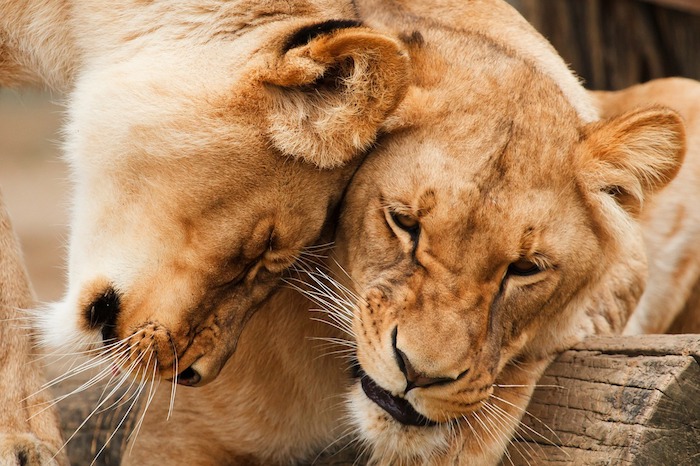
[395,347,456,391]
[392,328,468,392]
[85,287,121,343]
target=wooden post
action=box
[53,335,700,465]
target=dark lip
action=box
[359,372,438,427]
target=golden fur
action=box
[126,2,693,466]
[3,0,695,465]
[0,192,67,465]
[324,4,694,465]
[593,78,700,336]
[330,2,689,465]
[1,0,411,464]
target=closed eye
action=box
[217,261,256,289]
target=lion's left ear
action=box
[261,21,410,169]
[580,106,686,215]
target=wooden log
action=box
[507,335,700,465]
[53,335,700,465]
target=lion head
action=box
[39,9,409,389]
[329,12,685,465]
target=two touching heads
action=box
[42,19,410,386]
[43,11,686,421]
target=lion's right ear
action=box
[261,21,410,169]
[580,106,686,216]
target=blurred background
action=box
[509,0,700,89]
[0,89,68,302]
[1,0,699,303]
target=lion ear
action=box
[581,106,686,215]
[261,21,410,169]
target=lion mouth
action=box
[360,372,437,427]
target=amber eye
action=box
[390,211,420,234]
[507,259,542,277]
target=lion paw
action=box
[0,432,62,466]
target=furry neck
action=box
[0,0,77,90]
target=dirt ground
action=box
[0,89,69,303]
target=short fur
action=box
[1,0,410,463]
[330,3,689,465]
[125,2,693,466]
[594,78,700,335]
[4,1,693,465]
[0,192,67,465]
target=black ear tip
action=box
[283,19,364,52]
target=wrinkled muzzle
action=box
[51,269,281,387]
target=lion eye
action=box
[390,211,420,233]
[507,259,541,277]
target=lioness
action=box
[329,2,688,464]
[1,0,410,463]
[330,3,690,465]
[121,1,690,466]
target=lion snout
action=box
[392,325,475,386]
[392,328,470,392]
[114,321,212,386]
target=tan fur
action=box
[0,191,67,465]
[1,0,411,464]
[2,1,410,380]
[124,288,351,465]
[130,4,693,466]
[3,1,694,465]
[591,77,700,335]
[328,2,687,465]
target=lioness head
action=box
[332,27,685,464]
[41,17,409,387]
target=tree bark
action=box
[507,335,700,465]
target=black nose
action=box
[86,287,121,343]
[392,327,466,392]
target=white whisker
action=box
[168,338,178,420]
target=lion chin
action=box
[348,383,453,465]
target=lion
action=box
[115,2,692,466]
[327,2,691,465]
[1,0,410,464]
